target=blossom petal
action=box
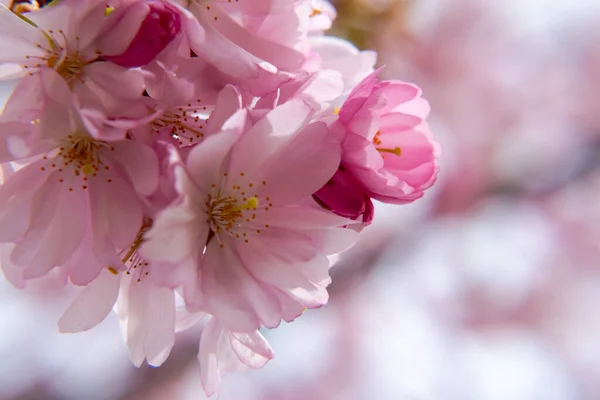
[255,122,341,205]
[186,111,246,194]
[110,140,159,196]
[0,5,46,79]
[205,85,243,136]
[126,278,176,367]
[58,269,120,333]
[200,240,262,331]
[229,330,274,369]
[141,196,209,263]
[198,318,226,396]
[1,243,25,289]
[228,98,313,180]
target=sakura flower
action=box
[141,93,358,332]
[102,0,182,69]
[58,236,177,368]
[336,70,440,204]
[198,317,274,396]
[0,69,159,286]
[0,0,145,115]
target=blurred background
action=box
[2,0,600,399]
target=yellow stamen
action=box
[231,196,259,212]
[309,8,322,17]
[377,147,402,156]
[81,164,95,175]
[107,267,119,275]
[333,107,341,115]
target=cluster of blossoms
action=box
[0,0,439,395]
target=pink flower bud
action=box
[105,1,181,68]
[313,166,374,226]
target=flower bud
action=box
[313,166,374,225]
[105,1,181,68]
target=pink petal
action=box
[198,318,226,396]
[236,228,330,308]
[58,269,120,333]
[303,227,359,255]
[14,176,87,278]
[228,98,313,181]
[205,5,305,71]
[258,205,353,230]
[205,85,243,136]
[186,112,246,194]
[1,243,25,289]
[0,159,49,242]
[0,5,46,79]
[229,330,274,369]
[109,140,159,196]
[125,277,176,367]
[201,240,263,331]
[141,196,209,263]
[255,122,341,205]
[89,174,142,253]
[96,2,148,56]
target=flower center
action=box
[373,131,401,157]
[57,133,112,176]
[151,101,207,146]
[207,194,259,235]
[25,29,97,83]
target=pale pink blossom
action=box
[0,0,146,115]
[141,92,358,332]
[198,317,274,396]
[337,70,440,204]
[0,70,159,286]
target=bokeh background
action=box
[2,0,600,399]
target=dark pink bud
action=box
[105,1,181,68]
[313,166,374,226]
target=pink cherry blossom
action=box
[0,70,159,286]
[0,0,146,115]
[0,0,444,392]
[141,93,358,332]
[337,70,441,204]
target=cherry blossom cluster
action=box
[0,0,439,394]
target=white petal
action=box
[229,330,274,369]
[58,269,120,333]
[198,318,225,397]
[125,278,176,367]
[141,197,209,263]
